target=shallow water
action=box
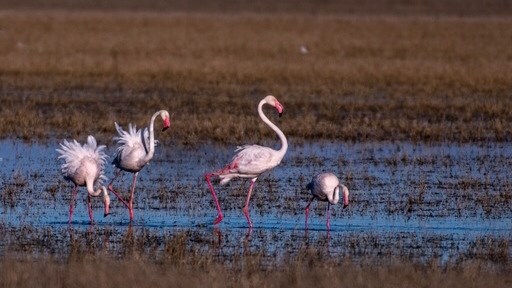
[1,139,511,264]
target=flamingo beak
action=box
[276,102,284,118]
[162,117,171,132]
[343,193,349,209]
[104,204,110,217]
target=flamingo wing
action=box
[308,173,339,200]
[112,122,148,171]
[113,123,143,150]
[57,136,108,184]
[231,145,278,175]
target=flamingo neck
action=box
[142,111,161,163]
[86,184,110,208]
[258,100,288,160]
[328,186,340,204]
[86,180,102,197]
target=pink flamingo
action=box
[205,95,288,228]
[305,172,349,230]
[108,110,170,221]
[57,135,110,224]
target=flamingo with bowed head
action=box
[56,135,110,224]
[108,110,170,221]
[305,172,349,230]
[205,95,288,228]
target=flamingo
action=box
[108,110,171,221]
[305,172,349,230]
[56,135,110,224]
[205,95,288,228]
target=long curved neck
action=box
[328,186,340,204]
[86,180,102,197]
[258,100,288,159]
[142,111,161,163]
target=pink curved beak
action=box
[343,193,349,209]
[275,102,284,117]
[104,204,110,217]
[342,186,349,209]
[162,117,171,131]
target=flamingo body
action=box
[108,110,171,221]
[205,95,288,228]
[112,123,152,172]
[219,144,283,184]
[305,172,350,230]
[56,135,110,224]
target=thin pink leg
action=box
[326,203,331,230]
[205,173,223,225]
[128,172,138,222]
[108,169,130,209]
[304,197,315,230]
[68,185,78,224]
[242,178,257,228]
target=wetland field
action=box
[1,1,512,287]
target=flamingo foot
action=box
[213,214,223,225]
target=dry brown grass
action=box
[1,225,511,288]
[1,251,512,288]
[0,3,511,144]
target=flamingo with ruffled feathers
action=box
[57,135,110,224]
[108,110,170,221]
[205,95,288,228]
[305,172,350,230]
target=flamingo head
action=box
[341,185,350,209]
[160,110,171,132]
[264,95,284,117]
[102,186,111,217]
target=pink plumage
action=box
[205,95,288,228]
[108,110,171,221]
[305,172,350,230]
[56,135,110,224]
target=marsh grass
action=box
[0,218,511,287]
[0,8,511,143]
[1,235,512,288]
[1,171,27,208]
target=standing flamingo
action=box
[56,135,110,224]
[108,110,171,221]
[205,95,288,228]
[305,172,349,230]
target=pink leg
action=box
[128,172,139,221]
[205,173,224,225]
[87,194,95,224]
[326,203,331,230]
[242,178,257,228]
[68,185,78,224]
[304,197,315,230]
[108,169,130,209]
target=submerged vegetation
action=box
[1,226,512,288]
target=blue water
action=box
[1,139,511,262]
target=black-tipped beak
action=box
[343,204,349,209]
[104,212,110,218]
[162,117,171,131]
[279,112,283,118]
